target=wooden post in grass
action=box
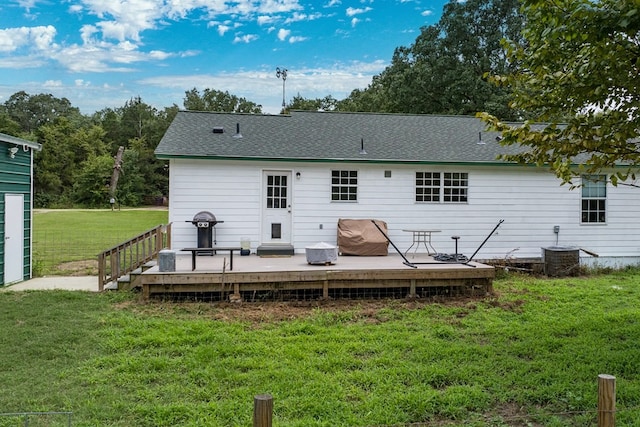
[253,394,273,427]
[598,374,616,427]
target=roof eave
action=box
[0,133,42,151]
[155,153,514,166]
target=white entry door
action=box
[261,171,292,245]
[5,193,24,284]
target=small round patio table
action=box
[402,229,441,258]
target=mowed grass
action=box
[1,270,640,426]
[33,209,168,275]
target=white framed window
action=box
[331,170,358,201]
[416,172,441,202]
[581,174,606,223]
[416,172,468,203]
[266,174,288,209]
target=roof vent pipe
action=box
[233,123,243,139]
[359,137,367,155]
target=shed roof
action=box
[155,110,522,165]
[0,132,42,151]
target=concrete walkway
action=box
[2,276,100,292]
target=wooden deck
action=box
[139,253,495,301]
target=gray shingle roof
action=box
[155,110,520,164]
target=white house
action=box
[155,110,640,267]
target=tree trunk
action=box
[110,146,125,201]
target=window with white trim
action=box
[331,170,358,201]
[416,172,468,203]
[581,174,606,223]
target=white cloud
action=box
[351,17,360,27]
[346,7,372,17]
[68,4,83,13]
[148,50,171,60]
[179,50,199,57]
[421,10,433,16]
[77,0,164,42]
[49,38,176,73]
[0,55,46,68]
[257,0,304,14]
[16,0,37,11]
[257,15,277,25]
[233,34,258,43]
[97,20,143,42]
[288,36,307,43]
[0,28,30,52]
[80,25,99,43]
[284,12,322,24]
[43,80,63,87]
[217,24,231,35]
[277,28,291,41]
[0,26,56,53]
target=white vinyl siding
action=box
[169,159,640,262]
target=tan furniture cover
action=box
[337,219,389,256]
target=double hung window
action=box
[416,172,468,203]
[581,174,606,223]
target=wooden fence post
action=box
[598,374,616,427]
[253,394,273,427]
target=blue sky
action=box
[0,0,447,115]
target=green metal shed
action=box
[0,133,42,285]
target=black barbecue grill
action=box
[187,211,224,254]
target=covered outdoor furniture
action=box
[337,219,389,256]
[306,242,338,265]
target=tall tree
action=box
[4,91,83,133]
[184,88,262,113]
[92,98,177,205]
[285,94,338,112]
[115,149,147,206]
[479,0,640,185]
[338,0,525,118]
[34,118,108,207]
[0,111,23,136]
[71,155,114,207]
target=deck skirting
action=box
[139,255,494,301]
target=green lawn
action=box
[1,270,640,426]
[33,209,168,276]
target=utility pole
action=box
[276,67,287,112]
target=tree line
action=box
[1,0,635,208]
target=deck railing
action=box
[97,223,172,291]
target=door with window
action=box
[262,171,292,245]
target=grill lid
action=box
[192,211,217,224]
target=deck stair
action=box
[97,224,171,291]
[115,260,157,291]
[256,244,295,257]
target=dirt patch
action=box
[56,260,99,276]
[120,296,486,324]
